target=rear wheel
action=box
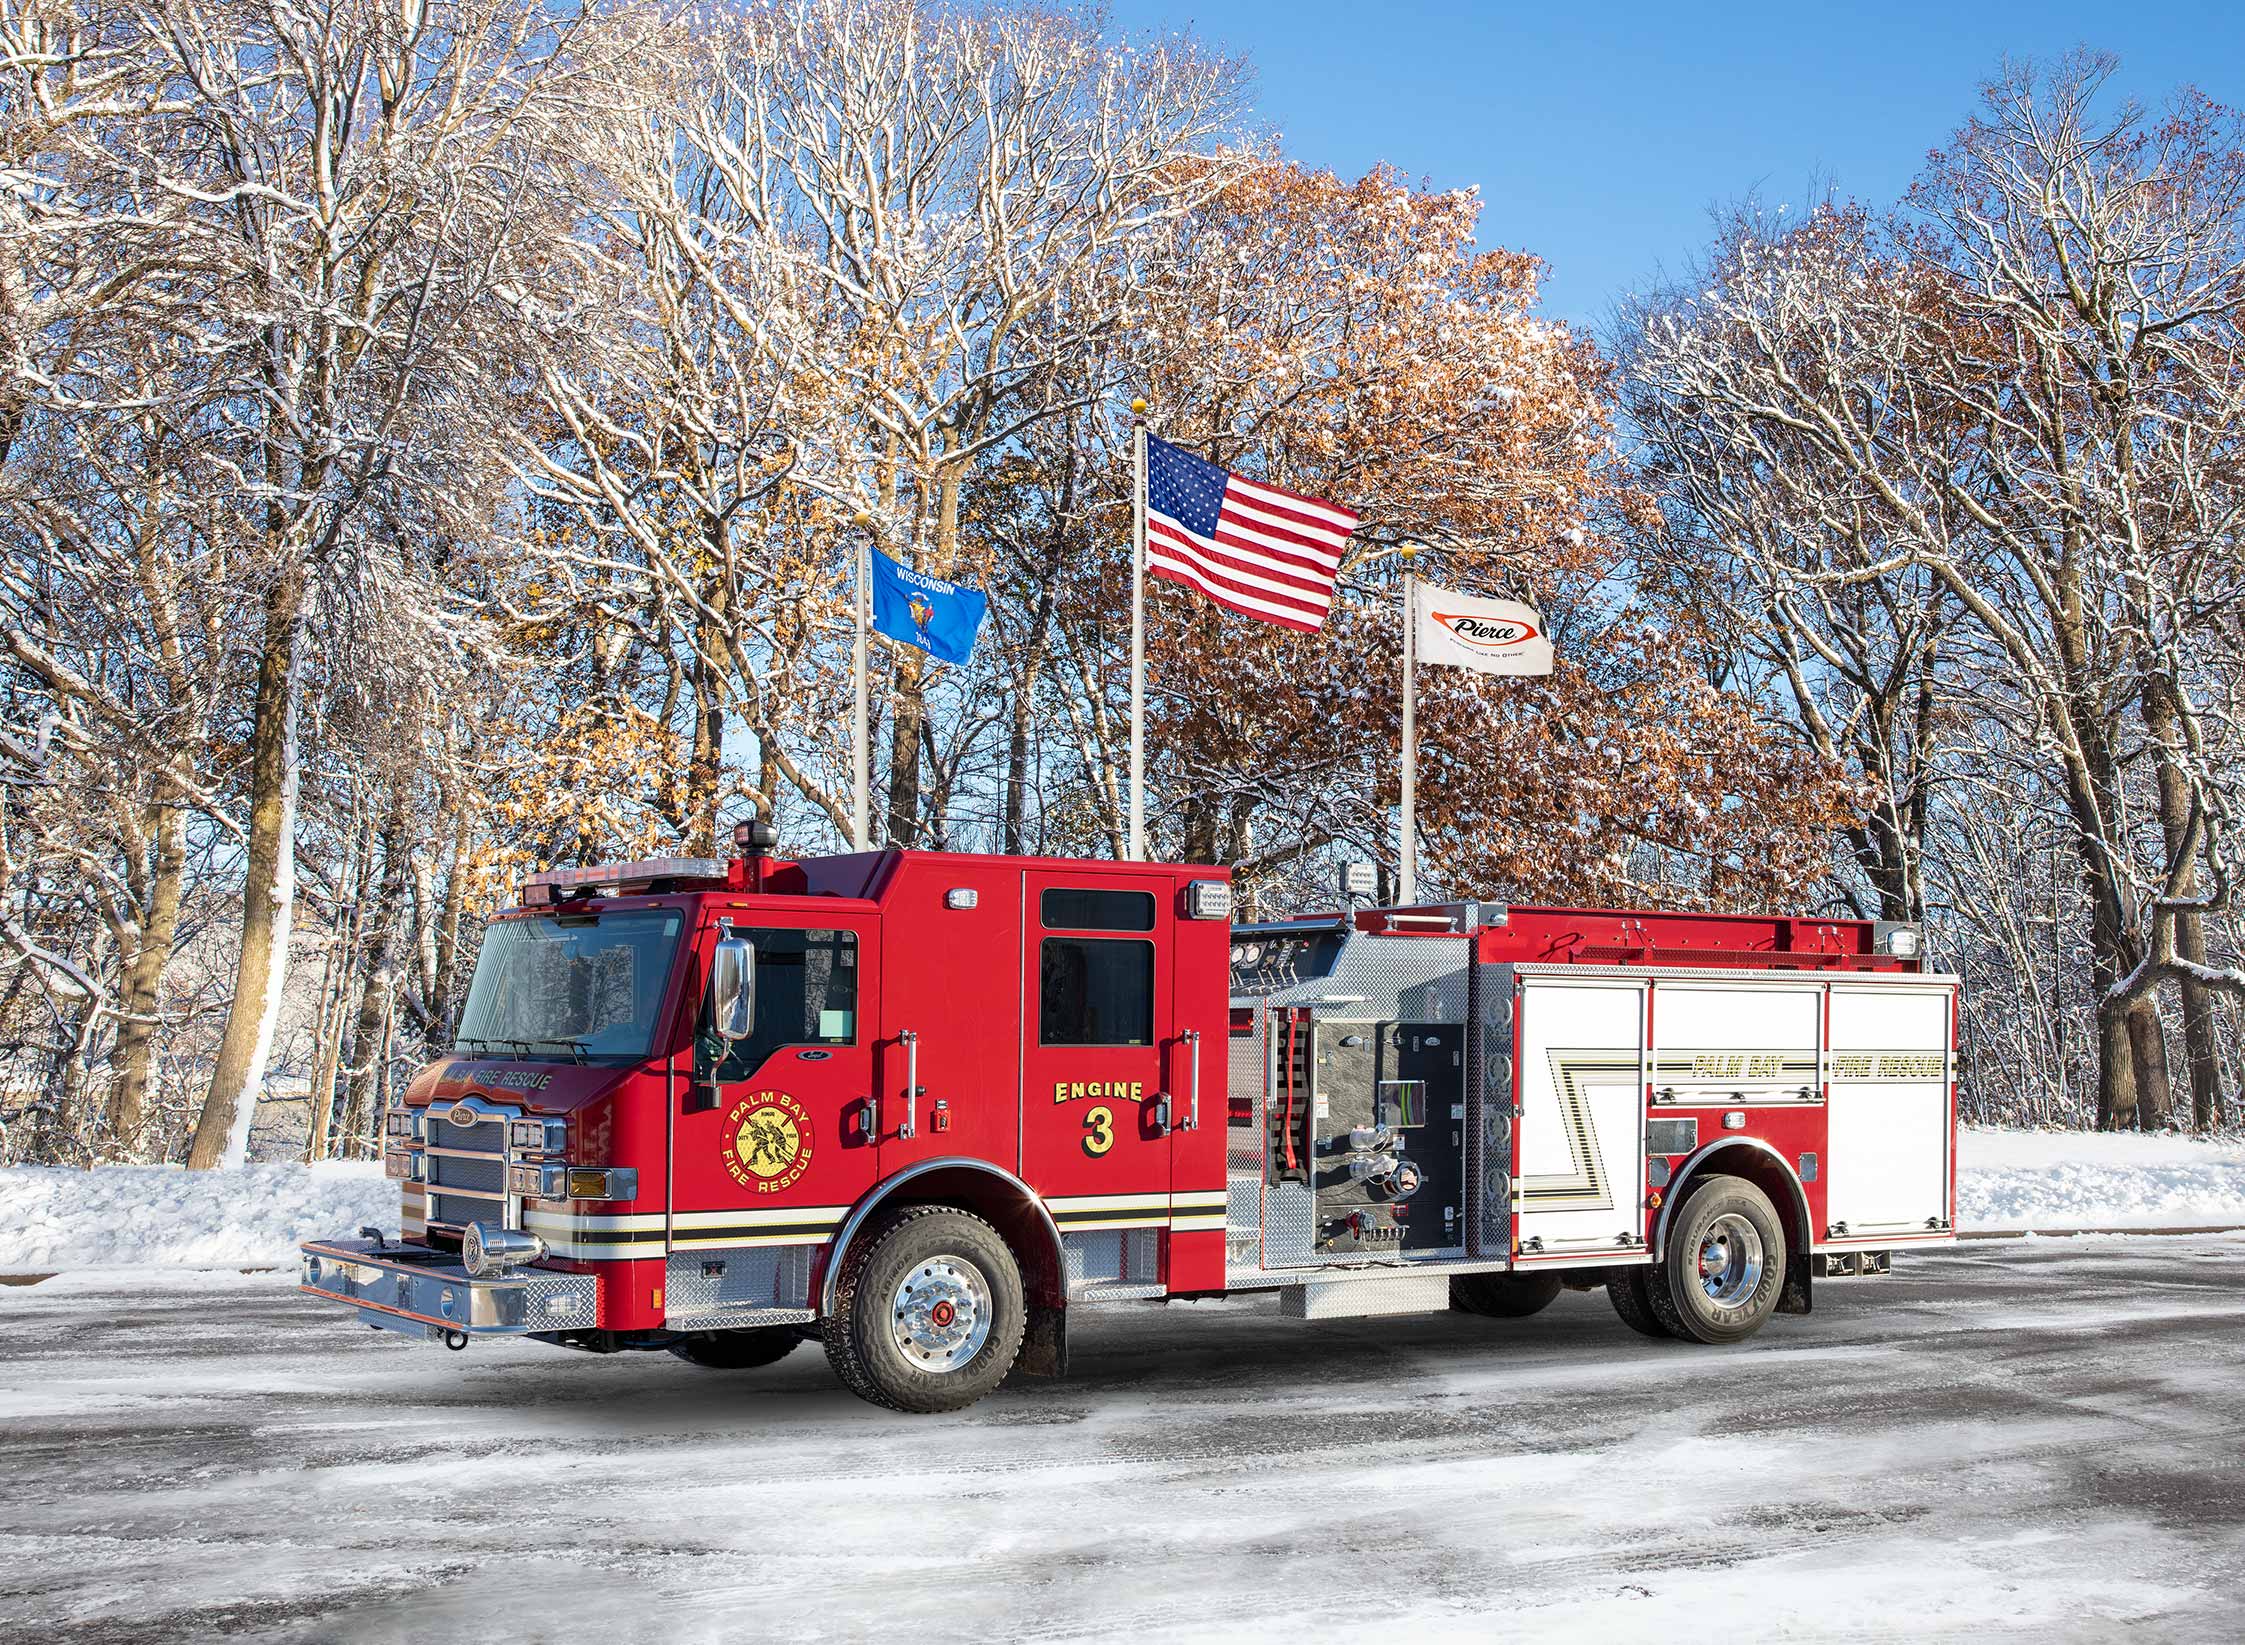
[1452,1272,1564,1319]
[824,1206,1025,1413]
[1606,1267,1673,1339]
[668,1327,802,1370]
[1644,1174,1787,1345]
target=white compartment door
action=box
[1823,985,1954,1240]
[1514,978,1647,1261]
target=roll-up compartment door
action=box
[1823,985,1953,1238]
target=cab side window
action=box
[699,927,858,1082]
[1038,887,1156,1046]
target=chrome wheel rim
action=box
[891,1254,992,1372]
[1696,1213,1764,1307]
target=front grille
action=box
[432,1192,502,1227]
[438,1116,507,1153]
[429,1153,506,1193]
[425,1109,518,1229]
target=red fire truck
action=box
[299,829,1956,1413]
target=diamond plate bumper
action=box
[297,1237,598,1338]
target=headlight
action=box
[508,1118,567,1154]
[383,1148,423,1182]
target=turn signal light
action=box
[509,1163,636,1202]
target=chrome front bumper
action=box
[298,1237,598,1340]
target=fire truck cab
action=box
[299,838,1956,1413]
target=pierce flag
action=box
[868,548,986,667]
[1411,582,1553,675]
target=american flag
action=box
[1143,434,1357,633]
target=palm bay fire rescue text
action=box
[299,829,1955,1413]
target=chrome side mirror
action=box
[711,931,755,1042]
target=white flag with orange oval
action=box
[1412,582,1554,675]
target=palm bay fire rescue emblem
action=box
[723,1091,811,1192]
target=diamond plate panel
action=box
[1262,1181,1316,1267]
[665,1243,817,1325]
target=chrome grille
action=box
[438,1116,507,1153]
[425,1108,518,1229]
[428,1153,505,1193]
[432,1192,502,1227]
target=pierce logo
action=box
[1435,612,1540,651]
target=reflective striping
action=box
[511,1193,1229,1259]
[523,1210,667,1233]
[673,1205,845,1230]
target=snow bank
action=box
[4,1130,2243,1272]
[1958,1127,2245,1231]
[0,1162,395,1272]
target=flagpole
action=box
[1128,399,1148,862]
[850,510,871,850]
[1399,542,1419,906]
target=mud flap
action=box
[1014,1301,1069,1378]
[1778,1257,1812,1315]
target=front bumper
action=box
[298,1237,598,1340]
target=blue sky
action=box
[1120,1,2245,332]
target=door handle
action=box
[898,1029,920,1140]
[1181,1029,1201,1131]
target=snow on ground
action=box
[0,1161,395,1271]
[1958,1127,2245,1231]
[3,1130,2243,1274]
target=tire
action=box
[1451,1271,1564,1319]
[668,1327,803,1370]
[823,1205,1026,1414]
[1607,1267,1674,1339]
[1644,1174,1787,1345]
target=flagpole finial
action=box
[1400,542,1420,561]
[850,510,872,529]
[1130,398,1148,417]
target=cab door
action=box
[669,912,881,1296]
[1020,873,1176,1262]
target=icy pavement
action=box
[2,1241,2242,1643]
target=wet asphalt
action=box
[2,1236,2241,1643]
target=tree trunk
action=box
[684,523,731,855]
[305,806,375,1162]
[2125,999,2174,1131]
[108,800,186,1155]
[2143,672,2227,1130]
[341,799,409,1152]
[2094,989,2137,1131]
[187,569,308,1170]
[1004,576,1059,856]
[433,803,470,1027]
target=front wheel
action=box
[1644,1174,1787,1345]
[824,1206,1026,1413]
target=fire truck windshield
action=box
[454,909,684,1062]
